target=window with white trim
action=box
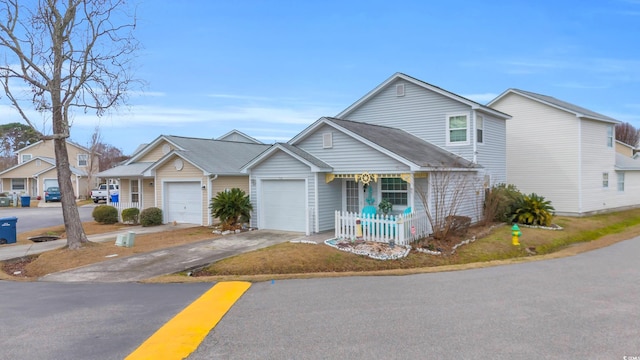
[77,154,88,167]
[447,114,469,145]
[381,178,408,206]
[21,154,32,163]
[11,178,25,191]
[602,172,609,188]
[477,116,484,144]
[607,125,613,148]
[131,179,139,203]
[617,172,625,191]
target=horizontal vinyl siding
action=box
[298,124,410,173]
[317,173,341,231]
[156,158,208,225]
[344,78,476,161]
[139,141,175,163]
[492,93,580,214]
[212,176,249,196]
[249,151,314,230]
[580,119,617,213]
[3,161,51,178]
[475,114,507,185]
[610,171,640,209]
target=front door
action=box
[345,180,359,213]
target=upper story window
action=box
[477,116,484,144]
[447,114,469,146]
[607,125,613,148]
[21,154,32,163]
[602,172,609,188]
[77,154,88,167]
[381,178,408,206]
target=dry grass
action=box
[5,224,217,278]
[4,208,640,282]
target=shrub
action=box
[511,193,555,226]
[378,199,393,215]
[209,188,252,227]
[92,205,118,224]
[140,207,163,227]
[484,183,522,224]
[121,207,140,224]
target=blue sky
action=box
[2,0,640,154]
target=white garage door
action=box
[165,182,202,224]
[44,179,58,190]
[262,180,306,232]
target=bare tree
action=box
[615,122,640,148]
[0,0,138,249]
[415,169,484,241]
[85,126,102,198]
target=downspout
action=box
[472,110,478,164]
[208,174,218,226]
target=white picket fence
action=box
[111,202,141,222]
[334,210,430,245]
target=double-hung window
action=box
[381,178,408,206]
[131,180,140,203]
[602,172,609,188]
[21,154,32,163]
[78,154,88,167]
[607,126,613,148]
[11,179,25,191]
[447,114,469,145]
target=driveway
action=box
[39,230,320,282]
[0,204,95,233]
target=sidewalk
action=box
[0,223,197,261]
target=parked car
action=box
[90,184,119,203]
[44,187,61,202]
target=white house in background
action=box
[489,89,640,216]
[242,73,511,235]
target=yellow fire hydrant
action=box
[511,224,521,246]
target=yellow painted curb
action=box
[126,281,251,360]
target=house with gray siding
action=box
[243,73,511,235]
[489,89,640,215]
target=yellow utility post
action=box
[511,224,521,246]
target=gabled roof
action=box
[242,143,333,173]
[101,135,271,178]
[216,130,263,144]
[615,153,640,170]
[337,72,510,120]
[488,89,620,124]
[16,139,92,154]
[96,162,155,177]
[322,117,477,169]
[0,156,87,177]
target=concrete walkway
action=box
[38,230,333,283]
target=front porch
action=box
[334,210,430,245]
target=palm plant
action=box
[209,188,253,228]
[511,193,555,226]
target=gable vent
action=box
[323,132,333,149]
[396,83,405,97]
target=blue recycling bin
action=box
[0,217,18,244]
[20,195,30,207]
[110,194,119,203]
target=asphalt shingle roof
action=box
[511,89,619,123]
[325,117,477,169]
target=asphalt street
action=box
[190,236,640,359]
[0,204,95,233]
[0,281,214,360]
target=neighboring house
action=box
[96,132,270,226]
[488,89,640,216]
[242,73,511,235]
[0,140,97,199]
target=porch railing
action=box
[334,210,430,245]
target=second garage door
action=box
[262,179,306,232]
[165,182,202,224]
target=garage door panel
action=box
[262,180,305,232]
[165,182,202,224]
